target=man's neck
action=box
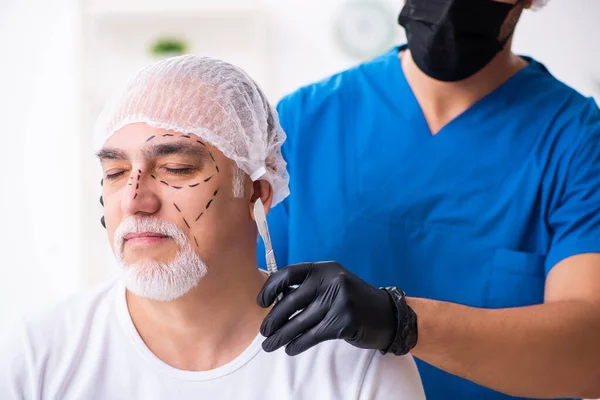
[400,45,528,135]
[126,262,269,371]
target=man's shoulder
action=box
[14,279,119,349]
[277,48,399,120]
[522,61,600,160]
[0,280,120,397]
[304,339,420,374]
[311,341,424,398]
[522,59,599,124]
[266,339,423,398]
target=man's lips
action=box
[124,232,170,245]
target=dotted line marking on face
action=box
[133,169,141,200]
[194,186,219,223]
[208,151,220,174]
[139,133,222,234]
[100,178,105,228]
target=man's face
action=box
[400,0,529,46]
[98,123,252,300]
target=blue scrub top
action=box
[258,46,600,400]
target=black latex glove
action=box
[257,261,399,356]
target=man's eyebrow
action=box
[96,148,129,161]
[143,142,208,159]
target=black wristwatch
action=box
[380,286,418,356]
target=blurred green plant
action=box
[150,38,188,56]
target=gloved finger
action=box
[284,319,339,356]
[261,302,326,353]
[257,263,316,308]
[260,284,318,337]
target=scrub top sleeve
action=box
[545,126,600,274]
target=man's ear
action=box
[249,180,274,222]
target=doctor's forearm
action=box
[407,298,600,399]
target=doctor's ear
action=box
[249,180,273,221]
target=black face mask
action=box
[398,0,522,82]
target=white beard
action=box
[113,216,208,301]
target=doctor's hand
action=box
[257,261,417,356]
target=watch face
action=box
[334,0,397,59]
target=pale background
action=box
[1,0,599,333]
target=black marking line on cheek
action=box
[162,133,174,137]
[133,193,138,200]
[172,186,182,190]
[160,180,170,186]
[138,169,141,174]
[195,212,203,222]
[181,135,191,139]
[136,183,139,189]
[189,183,200,188]
[146,135,156,142]
[196,140,205,146]
[183,218,191,229]
[209,152,215,162]
[137,175,140,181]
[128,183,132,186]
[194,236,199,247]
[213,188,219,196]
[205,199,213,209]
[173,203,181,212]
[215,165,220,173]
[203,176,213,182]
[151,175,156,179]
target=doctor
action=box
[257,0,600,399]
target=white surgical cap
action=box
[94,55,290,207]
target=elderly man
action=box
[0,56,425,399]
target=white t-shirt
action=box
[0,280,425,399]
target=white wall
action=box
[264,0,405,101]
[0,0,83,329]
[1,0,599,328]
[514,0,600,103]
[264,0,600,103]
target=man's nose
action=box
[121,168,160,217]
